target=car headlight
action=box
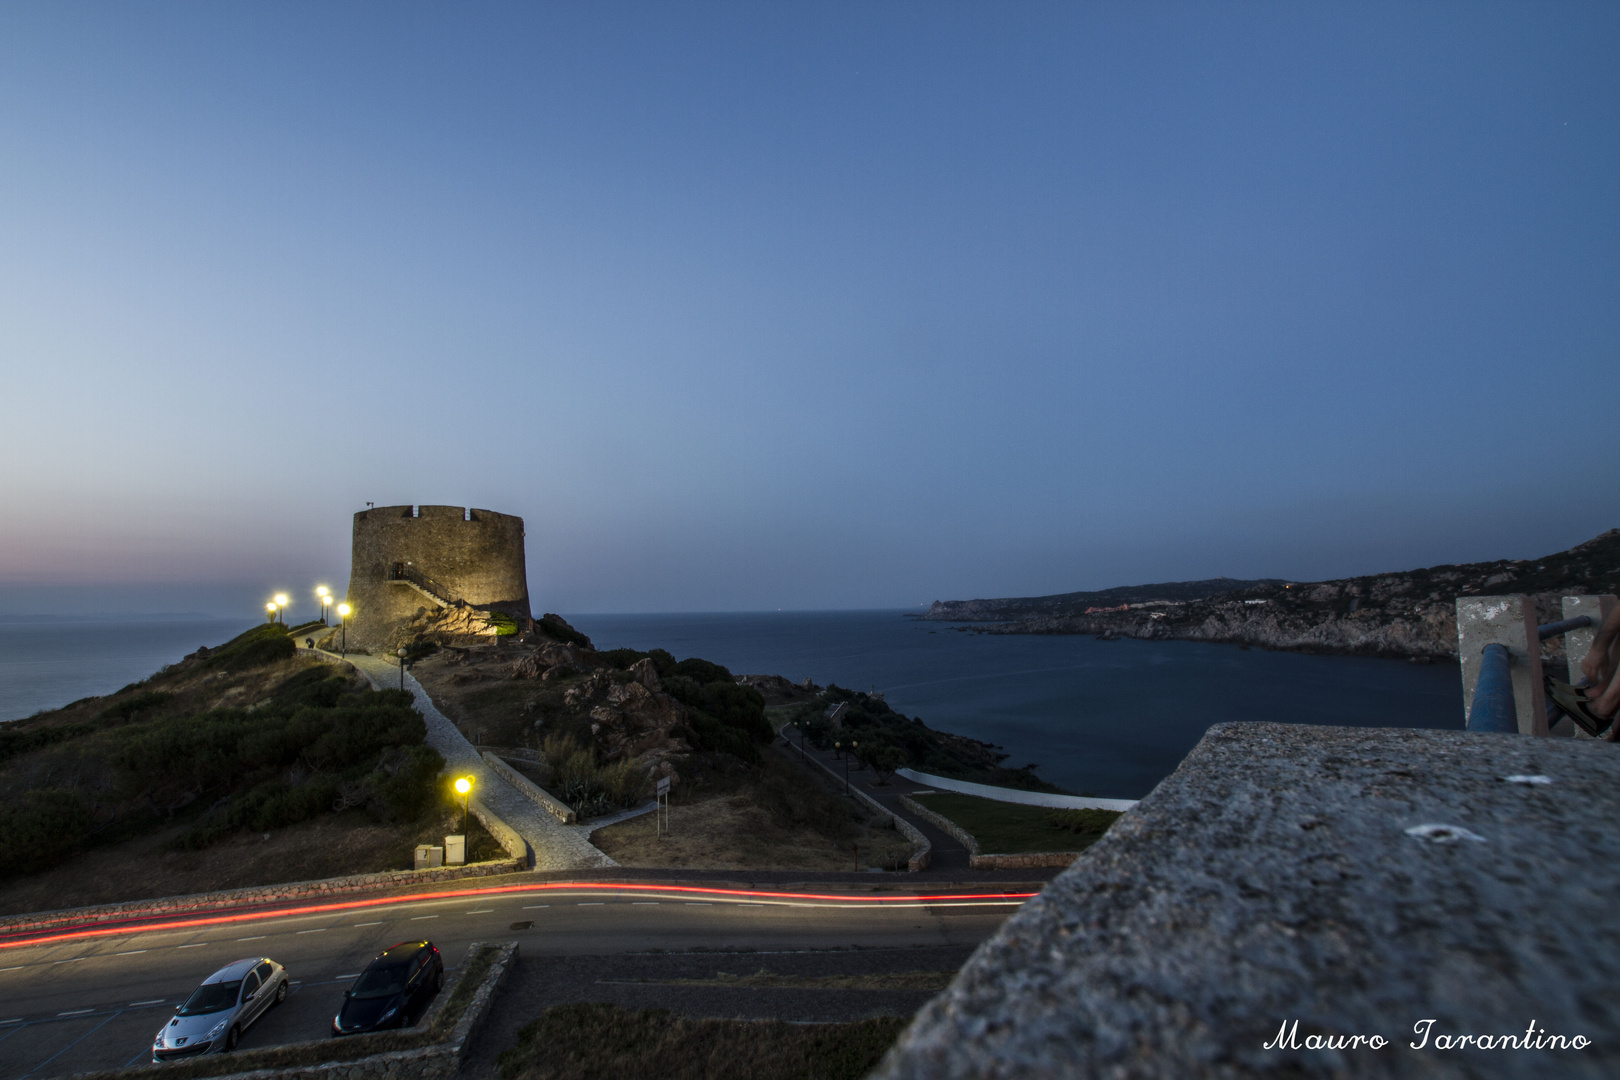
[379,1004,399,1021]
[208,1019,229,1037]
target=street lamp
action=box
[266,602,277,623]
[336,603,351,658]
[397,646,407,690]
[454,776,473,835]
[316,586,331,625]
[274,594,289,625]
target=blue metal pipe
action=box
[1537,615,1594,641]
[1467,643,1519,733]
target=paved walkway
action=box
[778,727,973,872]
[309,646,617,872]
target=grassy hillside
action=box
[0,624,449,882]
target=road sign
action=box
[656,776,671,795]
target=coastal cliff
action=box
[923,529,1620,662]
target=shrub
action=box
[206,624,296,670]
[1045,807,1122,836]
[487,612,519,637]
[596,648,648,670]
[539,614,592,649]
[0,789,93,873]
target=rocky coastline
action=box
[923,529,1620,665]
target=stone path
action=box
[778,725,972,871]
[310,647,617,872]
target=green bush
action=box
[0,789,93,874]
[1046,807,1122,836]
[488,612,519,637]
[539,614,592,649]
[541,734,649,816]
[206,624,295,670]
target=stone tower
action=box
[345,504,531,649]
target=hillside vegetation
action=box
[0,624,449,881]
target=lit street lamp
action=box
[454,776,473,835]
[336,603,351,658]
[397,646,407,690]
[274,594,289,625]
[265,602,277,623]
[316,586,331,625]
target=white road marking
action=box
[129,1000,166,1007]
[115,951,148,956]
[0,966,23,971]
[0,1018,19,1024]
[335,974,360,979]
[177,943,208,949]
[352,922,382,927]
[631,902,658,906]
[410,916,438,921]
[522,904,549,909]
[296,929,327,934]
[52,958,86,964]
[466,909,494,914]
[577,902,603,906]
[237,936,266,941]
[684,902,712,906]
[57,1008,93,1016]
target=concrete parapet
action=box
[875,723,1620,1079]
[481,750,576,823]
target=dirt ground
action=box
[409,644,543,748]
[0,806,505,916]
[590,745,916,872]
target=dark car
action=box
[332,940,444,1035]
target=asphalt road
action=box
[0,881,1027,1080]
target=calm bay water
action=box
[0,618,257,723]
[0,611,1463,800]
[571,610,1464,799]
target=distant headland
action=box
[921,529,1620,662]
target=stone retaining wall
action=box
[466,794,529,864]
[900,796,1082,871]
[480,751,575,824]
[0,859,524,939]
[793,746,931,872]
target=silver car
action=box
[152,957,289,1061]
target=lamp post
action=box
[397,646,407,690]
[274,594,289,625]
[454,776,472,836]
[336,603,351,658]
[316,586,330,625]
[266,602,278,624]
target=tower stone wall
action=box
[345,505,531,649]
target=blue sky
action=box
[1,2,1616,618]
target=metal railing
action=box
[389,563,458,607]
[1460,597,1610,736]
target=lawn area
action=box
[908,792,1120,854]
[498,1003,906,1080]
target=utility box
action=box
[414,844,432,870]
[444,834,466,865]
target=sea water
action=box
[0,610,1462,800]
[0,617,257,724]
[571,611,1462,799]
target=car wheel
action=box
[275,980,288,1005]
[224,1026,240,1052]
[434,967,445,992]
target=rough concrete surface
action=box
[875,723,1620,1079]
